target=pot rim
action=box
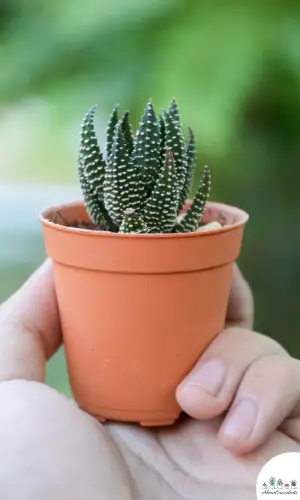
[39,200,249,239]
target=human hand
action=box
[0,262,299,499]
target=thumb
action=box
[0,260,61,382]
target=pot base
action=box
[140,420,176,427]
[92,415,177,427]
[87,407,181,427]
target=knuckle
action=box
[218,327,288,357]
[250,353,295,385]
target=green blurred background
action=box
[0,0,299,395]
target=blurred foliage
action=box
[0,0,300,392]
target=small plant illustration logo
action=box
[277,479,284,489]
[256,453,300,498]
[260,477,298,494]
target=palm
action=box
[2,381,298,500]
[103,415,300,499]
[3,262,300,499]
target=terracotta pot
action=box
[40,200,248,426]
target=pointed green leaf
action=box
[168,97,180,123]
[78,159,115,230]
[132,98,160,188]
[143,149,179,233]
[186,127,197,178]
[121,111,134,155]
[119,208,147,234]
[104,121,128,225]
[163,110,187,210]
[79,106,106,197]
[106,104,118,159]
[122,156,145,212]
[78,107,115,229]
[180,165,211,233]
[104,121,141,226]
[180,127,197,205]
[159,114,166,167]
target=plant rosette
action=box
[40,98,249,426]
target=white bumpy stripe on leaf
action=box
[119,208,147,233]
[159,114,166,168]
[78,159,101,225]
[181,127,196,204]
[143,149,179,233]
[121,156,144,215]
[132,98,160,189]
[121,111,134,155]
[180,165,211,233]
[163,110,188,212]
[79,106,106,197]
[106,104,119,160]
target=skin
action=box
[0,262,299,499]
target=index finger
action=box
[0,259,61,382]
[226,264,254,329]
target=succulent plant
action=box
[78,98,211,234]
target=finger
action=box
[0,259,61,382]
[176,327,287,420]
[226,264,254,329]
[274,396,300,442]
[218,355,300,454]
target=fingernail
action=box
[182,358,226,396]
[221,399,258,439]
